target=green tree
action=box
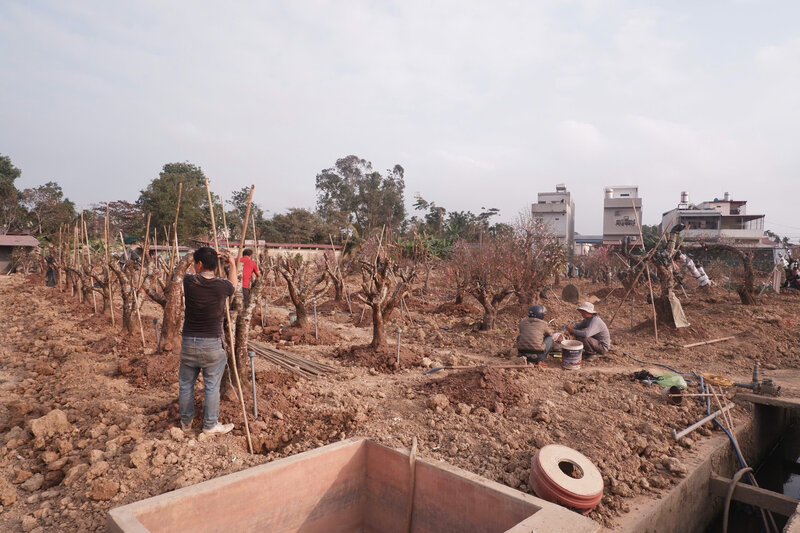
[137,162,210,243]
[261,208,330,243]
[640,224,661,251]
[20,181,76,239]
[315,155,406,235]
[0,153,23,234]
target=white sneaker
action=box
[203,423,234,435]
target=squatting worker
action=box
[566,302,611,362]
[517,305,554,367]
[179,247,237,435]
[238,249,260,308]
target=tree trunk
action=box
[160,257,192,353]
[480,307,496,331]
[331,276,343,302]
[370,306,386,349]
[454,289,463,305]
[294,303,309,328]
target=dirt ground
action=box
[1,272,799,532]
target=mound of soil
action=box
[593,287,626,300]
[316,299,354,313]
[88,333,143,355]
[279,324,340,345]
[119,351,180,388]
[433,301,479,316]
[426,366,529,411]
[335,343,422,372]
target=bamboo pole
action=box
[57,225,64,292]
[105,203,116,327]
[73,224,80,301]
[118,231,147,349]
[138,213,151,291]
[82,215,98,314]
[205,179,254,454]
[169,183,183,274]
[632,200,658,343]
[220,199,229,247]
[682,336,736,349]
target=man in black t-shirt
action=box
[179,247,237,435]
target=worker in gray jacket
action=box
[517,305,554,366]
[566,302,611,362]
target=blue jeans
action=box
[179,337,228,430]
[520,336,554,363]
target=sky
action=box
[2,1,800,240]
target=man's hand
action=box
[566,324,574,334]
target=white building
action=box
[602,186,642,246]
[532,184,575,255]
[660,192,766,246]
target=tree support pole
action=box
[105,203,116,327]
[206,179,254,454]
[632,200,658,343]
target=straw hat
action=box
[577,302,596,314]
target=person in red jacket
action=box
[238,249,260,308]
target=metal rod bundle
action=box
[249,341,338,379]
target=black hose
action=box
[722,467,752,533]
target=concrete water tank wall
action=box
[108,438,599,533]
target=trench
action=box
[705,420,800,533]
[618,401,800,533]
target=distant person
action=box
[179,247,237,435]
[517,305,554,367]
[238,249,260,308]
[566,302,610,362]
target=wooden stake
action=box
[632,200,658,343]
[105,203,116,327]
[169,183,183,274]
[138,213,151,291]
[73,224,81,302]
[682,336,736,349]
[57,225,64,292]
[251,215,259,259]
[205,179,254,454]
[82,215,98,314]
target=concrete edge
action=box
[107,437,369,531]
[107,436,599,533]
[366,439,601,533]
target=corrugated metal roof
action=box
[0,235,40,247]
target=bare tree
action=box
[322,250,354,302]
[142,255,192,352]
[701,244,757,305]
[273,254,328,328]
[450,239,514,331]
[358,249,417,349]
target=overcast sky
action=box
[2,1,800,239]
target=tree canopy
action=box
[137,162,210,243]
[0,153,23,234]
[20,181,75,240]
[315,155,406,235]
